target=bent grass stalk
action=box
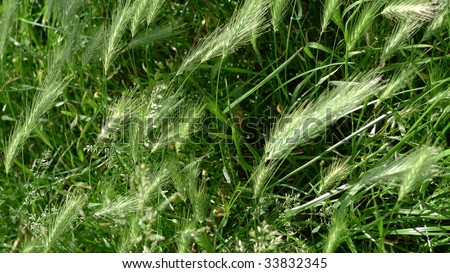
[321,0,341,34]
[4,71,72,173]
[178,0,270,74]
[346,1,383,52]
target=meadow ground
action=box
[0,0,449,252]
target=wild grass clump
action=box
[1,0,449,253]
[321,0,341,34]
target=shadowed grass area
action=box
[0,0,449,253]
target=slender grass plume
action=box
[129,0,165,36]
[318,159,349,194]
[265,71,383,162]
[23,192,87,252]
[94,196,141,218]
[346,1,384,51]
[128,22,182,49]
[270,0,292,32]
[104,1,132,75]
[82,23,106,65]
[253,70,384,199]
[97,88,143,142]
[381,19,423,62]
[324,209,347,253]
[333,146,443,204]
[397,147,441,200]
[148,101,205,153]
[378,64,418,102]
[381,0,444,22]
[43,0,84,27]
[178,0,270,74]
[4,70,72,173]
[0,0,18,60]
[3,7,83,173]
[321,0,341,34]
[423,0,449,39]
[132,163,170,212]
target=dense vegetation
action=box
[1,0,449,252]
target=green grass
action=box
[0,0,449,253]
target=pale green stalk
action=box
[178,0,270,74]
[0,0,18,60]
[4,70,72,173]
[347,1,384,51]
[381,20,423,62]
[321,0,341,33]
[271,0,292,32]
[382,0,444,22]
[104,1,132,74]
[253,70,384,199]
[130,0,165,36]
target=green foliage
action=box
[1,0,449,253]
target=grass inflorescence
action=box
[0,0,449,253]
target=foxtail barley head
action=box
[97,88,142,142]
[346,1,384,51]
[397,146,441,200]
[423,0,449,40]
[324,208,347,253]
[270,0,292,32]
[23,191,87,252]
[321,0,341,34]
[0,0,18,60]
[381,19,423,62]
[253,70,384,200]
[381,0,444,22]
[129,0,165,36]
[318,159,349,194]
[4,71,72,173]
[177,0,270,74]
[104,1,131,75]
